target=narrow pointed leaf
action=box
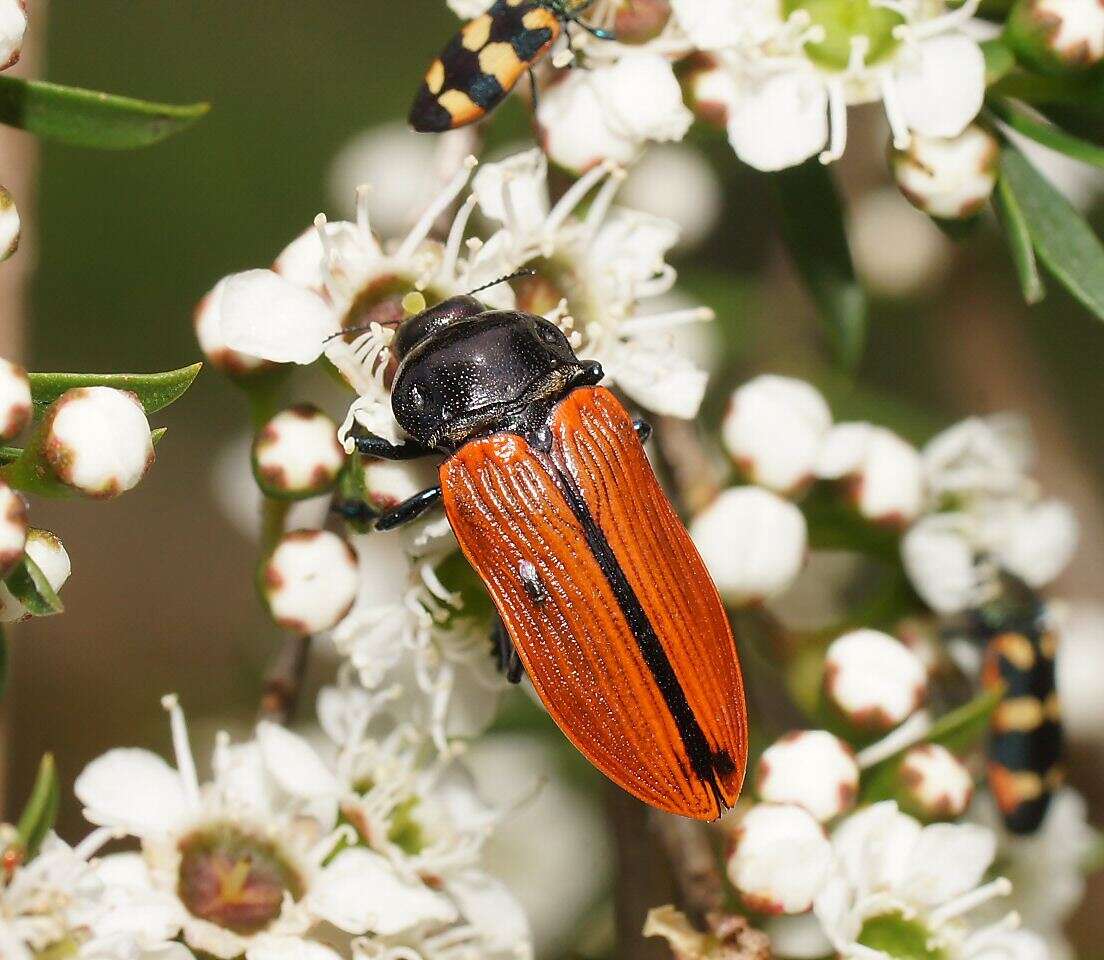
[29,363,202,418]
[16,754,60,857]
[1000,143,1104,321]
[981,39,1015,84]
[993,165,1046,304]
[989,97,1104,169]
[773,160,867,370]
[3,553,63,617]
[0,76,209,149]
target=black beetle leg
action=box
[330,499,378,525]
[633,418,653,443]
[375,486,443,531]
[352,431,433,462]
[528,66,541,114]
[491,616,525,684]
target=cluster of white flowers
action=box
[2,689,532,960]
[439,0,989,173]
[0,0,27,262]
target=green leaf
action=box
[993,163,1046,304]
[981,39,1016,85]
[1000,143,1104,321]
[0,76,208,149]
[773,160,868,370]
[3,553,64,617]
[989,97,1104,170]
[16,754,60,858]
[29,363,202,418]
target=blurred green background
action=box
[6,0,1104,955]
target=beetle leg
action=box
[633,418,653,443]
[491,616,525,685]
[375,486,443,531]
[330,499,378,525]
[352,431,432,461]
[528,66,541,114]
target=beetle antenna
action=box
[466,268,537,297]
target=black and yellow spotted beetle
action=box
[971,573,1063,834]
[409,0,612,133]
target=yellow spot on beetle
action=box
[1009,770,1044,801]
[1046,766,1065,788]
[426,59,445,94]
[438,89,484,125]
[523,8,561,32]
[479,42,525,86]
[462,14,493,50]
[1039,631,1058,660]
[994,697,1044,732]
[1044,692,1061,721]
[995,632,1035,671]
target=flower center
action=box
[784,0,904,69]
[858,913,946,960]
[339,794,427,856]
[515,255,598,331]
[177,824,304,936]
[340,274,417,342]
[33,939,79,960]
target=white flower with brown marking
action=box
[816,422,924,525]
[726,803,834,915]
[42,387,154,499]
[0,481,26,579]
[0,185,19,262]
[756,730,859,823]
[892,125,1000,221]
[900,743,975,820]
[1007,0,1104,72]
[0,0,26,71]
[263,530,359,634]
[0,529,70,622]
[253,405,346,499]
[194,277,282,378]
[824,629,928,732]
[0,357,31,441]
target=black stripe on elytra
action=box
[537,452,732,804]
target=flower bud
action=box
[726,804,833,915]
[824,629,927,732]
[361,456,441,513]
[613,0,673,43]
[690,487,807,605]
[0,481,26,579]
[194,278,281,378]
[986,498,1078,589]
[0,529,70,622]
[1006,0,1104,74]
[756,730,859,823]
[0,185,19,261]
[681,53,738,129]
[0,0,26,71]
[898,743,974,820]
[722,376,832,495]
[263,529,358,634]
[922,414,1032,503]
[0,357,31,441]
[901,512,981,614]
[42,388,154,498]
[815,422,923,526]
[253,404,346,500]
[891,125,999,220]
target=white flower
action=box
[0,480,26,579]
[978,498,1078,588]
[814,801,1023,960]
[0,184,19,261]
[1008,0,1104,70]
[722,375,832,495]
[0,0,25,71]
[42,388,154,498]
[194,278,282,378]
[892,125,1000,220]
[816,423,924,525]
[702,0,986,169]
[848,187,953,299]
[756,730,858,823]
[263,530,359,634]
[360,457,441,514]
[969,789,1096,960]
[0,528,70,622]
[253,405,346,499]
[536,55,692,173]
[899,743,974,820]
[330,531,502,752]
[618,143,723,251]
[922,415,1034,505]
[0,357,30,441]
[690,487,807,604]
[824,629,927,731]
[727,803,834,914]
[902,512,984,614]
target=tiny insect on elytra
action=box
[972,573,1063,834]
[337,277,749,821]
[409,0,614,133]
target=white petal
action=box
[588,208,681,291]
[444,871,533,955]
[220,270,336,364]
[472,149,550,236]
[901,513,980,614]
[308,848,457,935]
[537,71,639,174]
[899,822,995,905]
[256,721,342,799]
[246,937,343,960]
[612,339,708,419]
[764,913,834,960]
[75,749,190,836]
[727,72,827,172]
[592,54,694,143]
[896,35,985,139]
[671,0,781,48]
[992,498,1079,588]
